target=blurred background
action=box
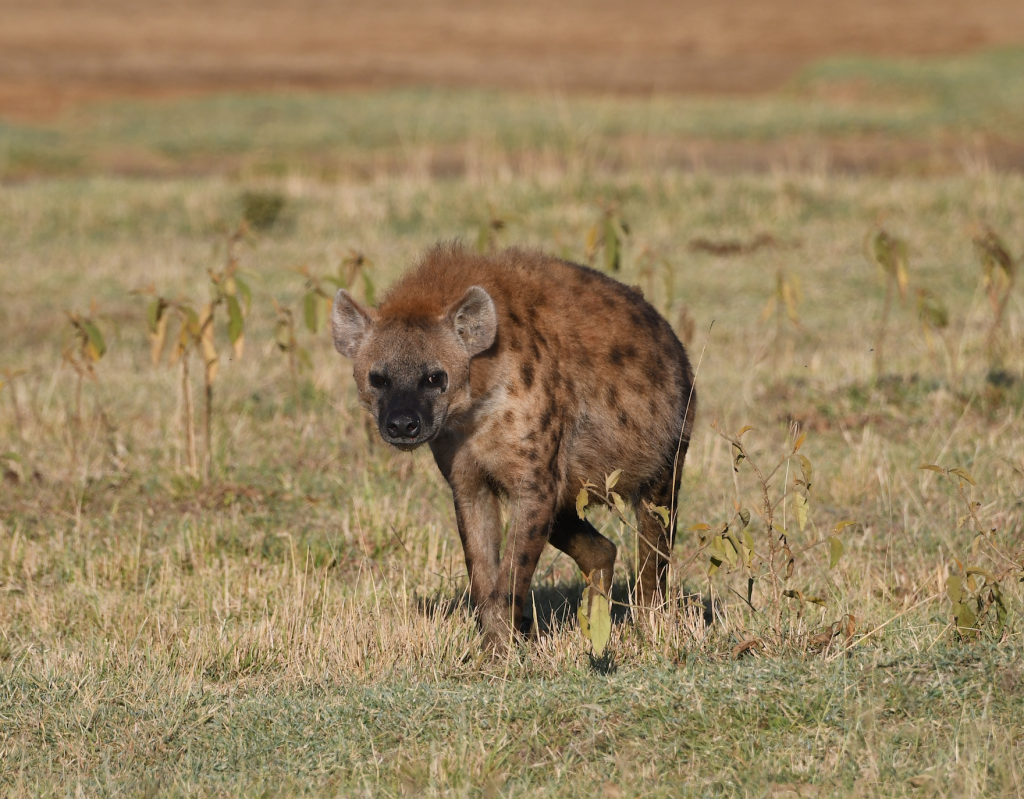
[2,0,1024,178]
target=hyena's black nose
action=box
[385,409,421,439]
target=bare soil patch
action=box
[2,0,1024,119]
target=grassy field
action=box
[3,58,1024,796]
[3,48,1024,181]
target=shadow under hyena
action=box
[417,579,712,638]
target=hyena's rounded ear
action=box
[449,286,497,357]
[331,289,373,359]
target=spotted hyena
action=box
[331,243,695,649]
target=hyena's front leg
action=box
[478,485,558,651]
[450,481,503,614]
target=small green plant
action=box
[915,288,959,386]
[919,463,1021,639]
[634,246,676,317]
[971,226,1018,364]
[694,423,856,650]
[290,251,372,336]
[138,228,250,480]
[241,191,285,231]
[760,268,803,365]
[271,298,313,397]
[62,306,108,424]
[585,204,629,272]
[574,468,664,656]
[866,228,910,376]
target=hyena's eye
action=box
[368,372,390,389]
[424,371,448,391]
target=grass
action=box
[2,48,1024,180]
[2,74,1024,793]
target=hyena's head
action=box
[330,286,497,450]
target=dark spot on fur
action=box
[521,363,534,389]
[648,397,658,415]
[530,340,542,363]
[518,552,530,568]
[609,346,625,366]
[625,344,638,359]
[508,332,522,352]
[504,410,514,424]
[509,310,522,327]
[535,330,548,350]
[618,410,629,427]
[540,408,552,432]
[606,384,619,409]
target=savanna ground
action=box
[3,25,1024,799]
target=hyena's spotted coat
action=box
[332,244,695,650]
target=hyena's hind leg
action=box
[548,509,617,598]
[635,464,684,608]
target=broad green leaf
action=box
[83,322,106,361]
[798,455,813,488]
[722,536,738,568]
[304,291,320,333]
[793,431,807,452]
[146,299,162,333]
[183,306,200,336]
[576,488,589,520]
[833,520,856,534]
[690,522,711,532]
[946,576,963,604]
[828,536,844,569]
[275,320,293,350]
[605,468,622,492]
[588,592,612,656]
[585,224,599,260]
[226,295,244,344]
[604,217,619,272]
[649,503,670,529]
[918,464,944,474]
[234,276,252,313]
[794,493,808,532]
[956,602,976,634]
[742,529,756,558]
[611,492,626,517]
[738,508,751,528]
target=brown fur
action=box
[332,243,695,650]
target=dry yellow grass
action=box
[1,159,1023,794]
